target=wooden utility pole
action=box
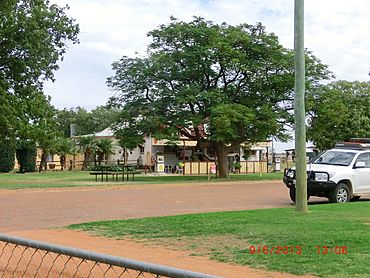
[294,0,308,212]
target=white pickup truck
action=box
[283,141,370,203]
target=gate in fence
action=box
[0,234,219,278]
[183,161,268,175]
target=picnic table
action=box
[89,165,141,182]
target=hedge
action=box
[0,139,15,173]
[16,142,37,172]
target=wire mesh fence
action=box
[0,234,219,278]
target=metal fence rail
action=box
[0,234,220,278]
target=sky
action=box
[45,0,370,111]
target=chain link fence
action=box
[0,234,219,278]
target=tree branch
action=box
[145,88,153,102]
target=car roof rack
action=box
[335,142,370,150]
[348,138,370,143]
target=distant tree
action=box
[56,106,120,137]
[0,0,79,140]
[108,17,331,177]
[56,107,90,137]
[307,81,370,150]
[88,106,120,133]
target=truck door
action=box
[353,153,370,193]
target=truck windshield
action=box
[312,151,356,166]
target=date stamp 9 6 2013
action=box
[249,245,348,255]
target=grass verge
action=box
[0,171,282,189]
[68,202,370,277]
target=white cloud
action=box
[46,0,370,109]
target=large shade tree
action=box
[307,80,370,150]
[0,0,79,140]
[108,17,331,177]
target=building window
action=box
[139,145,145,154]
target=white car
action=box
[283,141,370,203]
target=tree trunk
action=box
[82,150,90,170]
[215,142,229,178]
[60,155,66,171]
[124,148,128,165]
[39,151,47,172]
[97,152,103,165]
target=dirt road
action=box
[0,180,317,232]
[0,181,328,277]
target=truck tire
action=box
[289,187,296,202]
[329,183,350,203]
[289,187,310,203]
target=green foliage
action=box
[210,104,254,143]
[0,139,15,173]
[242,149,252,160]
[55,138,76,156]
[77,136,96,170]
[115,128,145,150]
[87,164,135,172]
[233,162,241,169]
[0,0,79,139]
[307,81,370,150]
[56,106,120,137]
[108,17,331,177]
[16,141,37,172]
[26,98,64,171]
[95,138,115,163]
[55,137,77,170]
[56,107,90,137]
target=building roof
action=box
[93,128,114,137]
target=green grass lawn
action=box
[0,171,283,189]
[68,202,370,277]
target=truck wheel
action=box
[289,187,296,202]
[329,183,350,203]
[289,187,310,203]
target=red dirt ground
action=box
[0,180,344,277]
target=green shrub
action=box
[234,162,242,169]
[0,139,15,173]
[16,142,37,172]
[87,164,136,172]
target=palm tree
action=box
[37,134,59,172]
[95,138,114,164]
[78,136,96,170]
[55,138,76,170]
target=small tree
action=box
[115,128,145,165]
[95,138,114,164]
[16,140,37,173]
[78,136,96,170]
[55,138,76,170]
